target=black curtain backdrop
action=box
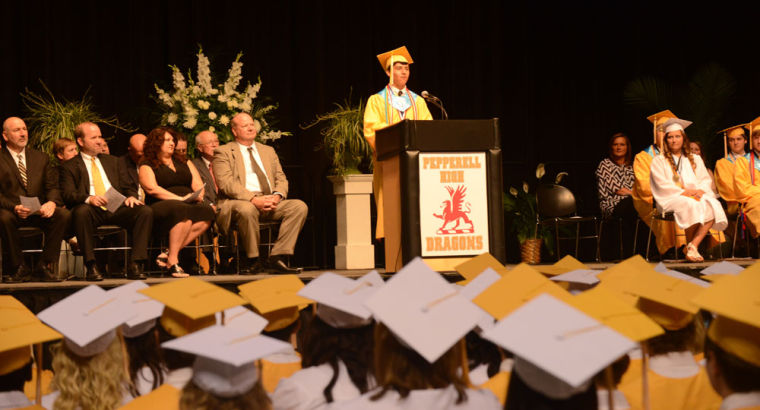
[2,1,758,265]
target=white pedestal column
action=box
[328,174,375,269]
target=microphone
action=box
[421,90,448,120]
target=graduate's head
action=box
[377,46,413,89]
[704,316,760,398]
[727,127,747,156]
[661,118,693,155]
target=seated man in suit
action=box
[213,113,308,274]
[118,133,147,202]
[0,117,71,283]
[60,122,152,281]
[191,130,226,274]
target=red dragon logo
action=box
[433,185,474,234]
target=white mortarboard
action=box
[654,263,711,288]
[457,268,501,331]
[216,306,268,335]
[700,261,745,276]
[364,257,483,363]
[38,285,132,357]
[162,324,292,398]
[662,118,693,134]
[550,269,602,286]
[298,271,384,328]
[107,281,165,338]
[482,294,636,396]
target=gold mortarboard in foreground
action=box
[454,252,508,285]
[569,287,664,342]
[624,269,704,330]
[238,275,312,332]
[533,255,588,276]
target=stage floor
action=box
[2,258,755,293]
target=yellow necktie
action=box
[91,157,107,210]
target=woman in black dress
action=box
[139,127,214,277]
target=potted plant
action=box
[502,163,568,264]
[301,95,375,269]
[302,96,373,175]
[21,80,133,160]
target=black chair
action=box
[536,184,600,262]
[730,204,759,259]
[0,227,45,280]
[598,216,624,261]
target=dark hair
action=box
[646,316,703,357]
[704,336,760,393]
[466,330,504,379]
[0,359,32,392]
[125,327,167,397]
[156,320,195,371]
[593,355,630,388]
[142,126,185,168]
[180,377,272,410]
[504,370,598,410]
[300,315,374,403]
[608,132,632,165]
[371,322,470,404]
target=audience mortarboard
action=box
[0,296,62,376]
[483,294,636,398]
[216,306,269,335]
[625,270,703,330]
[162,324,292,397]
[473,263,573,320]
[364,257,483,363]
[454,253,509,285]
[534,255,588,276]
[238,275,312,332]
[37,285,131,357]
[654,262,710,288]
[570,287,664,342]
[298,271,383,328]
[692,272,760,366]
[107,281,164,338]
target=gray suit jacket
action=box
[212,141,289,202]
[192,157,217,205]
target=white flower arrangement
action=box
[153,47,290,155]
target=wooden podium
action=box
[375,119,505,272]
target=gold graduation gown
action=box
[632,147,685,254]
[618,356,721,410]
[363,87,432,239]
[715,154,748,216]
[733,156,760,238]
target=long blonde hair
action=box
[663,130,697,180]
[50,338,128,410]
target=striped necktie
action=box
[17,154,27,189]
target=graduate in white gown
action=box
[650,118,727,261]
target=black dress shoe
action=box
[126,262,147,280]
[85,264,104,281]
[38,264,63,282]
[3,264,31,283]
[266,257,303,274]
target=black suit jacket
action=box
[0,147,62,211]
[192,157,217,205]
[119,154,140,194]
[60,153,136,209]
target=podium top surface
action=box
[375,119,500,161]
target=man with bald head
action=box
[60,122,152,281]
[213,113,308,274]
[0,117,70,282]
[119,133,147,202]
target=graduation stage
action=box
[2,259,754,315]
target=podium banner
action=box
[419,152,490,257]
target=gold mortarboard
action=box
[376,46,413,71]
[534,255,588,276]
[570,287,664,342]
[473,263,573,320]
[692,272,760,366]
[238,275,312,332]
[597,255,653,305]
[454,252,509,285]
[624,270,704,330]
[139,278,246,337]
[647,110,678,146]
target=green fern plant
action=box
[21,80,134,160]
[302,96,373,175]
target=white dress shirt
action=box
[80,152,113,197]
[237,142,272,193]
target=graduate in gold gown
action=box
[363,46,432,239]
[732,117,760,238]
[714,125,749,216]
[632,110,686,255]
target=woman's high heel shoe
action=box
[167,264,189,278]
[685,243,703,262]
[156,250,169,268]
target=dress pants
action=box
[0,207,70,268]
[70,203,153,263]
